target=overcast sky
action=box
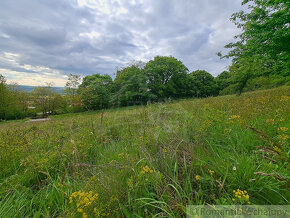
[0,0,244,86]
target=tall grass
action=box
[0,87,289,217]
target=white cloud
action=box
[0,0,245,86]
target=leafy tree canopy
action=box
[79,74,113,110]
[219,0,290,94]
[188,70,218,97]
[79,74,112,89]
[113,64,150,106]
[144,56,189,99]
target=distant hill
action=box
[18,85,64,94]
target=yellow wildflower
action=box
[266,119,274,123]
[77,208,83,213]
[278,135,289,141]
[277,127,288,132]
[273,146,282,153]
[208,169,215,175]
[230,115,240,119]
[280,96,290,101]
[233,189,250,203]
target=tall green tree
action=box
[220,0,290,94]
[187,70,218,97]
[113,64,150,106]
[0,75,9,120]
[79,74,113,110]
[215,71,232,93]
[7,83,30,118]
[0,75,34,120]
[65,74,82,112]
[65,74,81,98]
[144,56,189,100]
[229,56,269,95]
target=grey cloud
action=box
[0,0,244,85]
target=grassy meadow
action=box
[0,87,289,217]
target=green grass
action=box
[0,87,289,217]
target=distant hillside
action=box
[18,85,64,94]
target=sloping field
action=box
[0,87,289,217]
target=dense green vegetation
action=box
[0,87,289,217]
[0,79,68,121]
[0,75,36,120]
[219,0,290,94]
[77,56,221,111]
[0,76,83,121]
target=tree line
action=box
[0,0,288,120]
[78,56,222,110]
